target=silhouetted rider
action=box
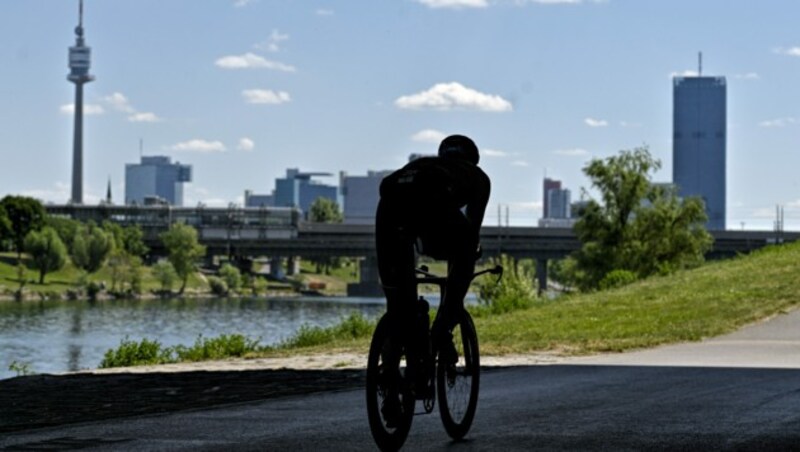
[376,134,490,361]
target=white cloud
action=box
[514,0,607,4]
[554,148,589,156]
[60,104,105,115]
[215,53,296,72]
[242,89,292,105]
[233,0,256,7]
[100,91,162,123]
[415,0,489,9]
[169,139,227,153]
[316,9,334,15]
[758,117,800,128]
[22,181,101,205]
[670,70,700,78]
[584,117,608,127]
[395,82,512,112]
[483,149,508,157]
[237,137,255,151]
[103,92,135,113]
[128,112,161,123]
[512,160,529,167]
[734,72,760,80]
[255,30,289,53]
[774,47,800,57]
[411,129,447,143]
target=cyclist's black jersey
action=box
[379,157,490,236]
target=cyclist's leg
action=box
[376,198,418,346]
[428,211,477,355]
[375,198,420,415]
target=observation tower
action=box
[67,0,95,204]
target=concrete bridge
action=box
[46,205,799,296]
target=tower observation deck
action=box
[68,0,95,204]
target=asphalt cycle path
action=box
[3,310,800,451]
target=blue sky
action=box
[1,0,799,229]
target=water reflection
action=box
[0,296,385,380]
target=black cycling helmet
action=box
[438,134,479,165]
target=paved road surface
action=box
[2,311,800,451]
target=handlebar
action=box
[415,264,503,286]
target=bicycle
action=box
[365,264,503,451]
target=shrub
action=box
[174,334,261,362]
[208,276,228,296]
[100,337,175,368]
[282,311,375,348]
[598,269,638,291]
[219,263,242,293]
[152,260,177,293]
[475,255,538,315]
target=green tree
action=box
[71,224,114,273]
[23,227,68,284]
[45,216,82,250]
[569,146,712,290]
[0,196,45,260]
[152,260,178,293]
[219,263,242,293]
[102,222,149,259]
[160,223,206,294]
[0,204,11,250]
[309,197,343,223]
[308,197,343,274]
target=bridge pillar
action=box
[536,258,548,295]
[286,257,300,276]
[270,257,285,279]
[347,255,383,297]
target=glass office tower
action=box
[673,76,726,230]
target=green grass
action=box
[265,241,800,358]
[477,242,800,355]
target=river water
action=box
[0,296,389,380]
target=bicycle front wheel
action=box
[366,315,416,452]
[437,310,480,440]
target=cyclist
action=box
[375,134,490,422]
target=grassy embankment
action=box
[262,240,800,358]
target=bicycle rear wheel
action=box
[437,310,480,440]
[366,315,416,452]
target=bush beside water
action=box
[99,311,376,368]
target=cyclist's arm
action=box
[465,170,491,250]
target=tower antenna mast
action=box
[698,51,703,76]
[68,0,95,204]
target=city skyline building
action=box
[244,190,274,208]
[672,60,727,230]
[67,0,94,205]
[340,170,392,225]
[547,187,571,219]
[273,169,340,218]
[542,178,562,219]
[125,156,192,206]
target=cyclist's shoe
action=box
[381,395,402,429]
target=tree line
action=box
[0,196,205,296]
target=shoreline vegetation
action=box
[67,241,800,372]
[0,252,360,302]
